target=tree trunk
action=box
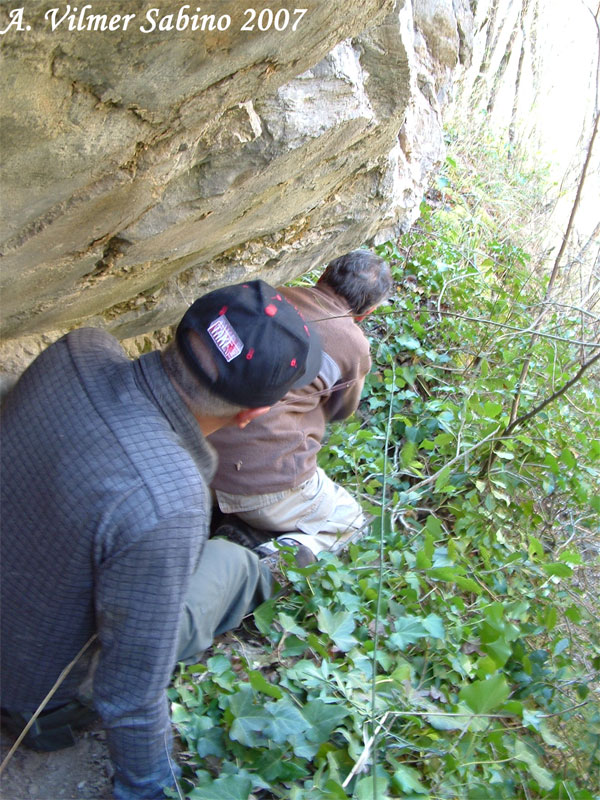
[509,0,531,144]
[486,1,525,117]
[472,0,502,105]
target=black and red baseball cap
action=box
[176,280,322,406]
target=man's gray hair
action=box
[161,339,245,419]
[319,250,393,316]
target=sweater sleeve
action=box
[93,506,204,800]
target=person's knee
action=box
[177,538,272,662]
[204,537,261,582]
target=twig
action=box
[342,712,391,788]
[545,109,599,299]
[386,701,592,720]
[538,300,600,321]
[165,730,185,800]
[407,426,502,493]
[368,357,396,798]
[537,701,591,719]
[504,348,600,436]
[314,308,600,348]
[0,634,98,775]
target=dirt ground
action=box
[0,630,252,800]
[0,721,113,800]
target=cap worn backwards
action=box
[176,280,322,407]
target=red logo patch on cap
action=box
[264,304,278,316]
[207,315,243,362]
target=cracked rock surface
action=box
[0,0,473,373]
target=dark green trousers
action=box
[176,538,272,663]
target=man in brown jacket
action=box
[208,251,392,559]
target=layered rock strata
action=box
[0,0,473,372]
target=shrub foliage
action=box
[169,140,600,799]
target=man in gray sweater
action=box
[0,280,321,800]
[209,251,392,559]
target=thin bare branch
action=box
[0,634,98,775]
[545,110,600,299]
[504,348,600,436]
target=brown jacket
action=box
[208,283,371,494]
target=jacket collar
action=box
[133,351,217,483]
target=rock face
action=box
[0,0,473,372]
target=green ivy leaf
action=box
[422,613,445,640]
[558,549,582,565]
[482,637,512,669]
[253,747,309,782]
[321,779,350,799]
[355,775,391,799]
[428,566,460,581]
[253,598,277,635]
[560,447,576,469]
[544,606,558,631]
[565,604,582,623]
[542,563,573,578]
[434,466,452,492]
[206,654,231,675]
[316,608,357,651]
[528,535,545,560]
[392,764,429,794]
[263,697,311,743]
[514,739,556,791]
[389,616,429,649]
[170,702,192,724]
[228,689,270,746]
[248,670,284,700]
[425,515,443,536]
[277,611,308,638]
[187,774,252,800]
[397,334,421,350]
[459,673,510,714]
[302,698,349,742]
[455,576,483,594]
[415,547,433,569]
[483,400,503,418]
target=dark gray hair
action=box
[161,339,245,418]
[319,250,393,315]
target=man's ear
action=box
[355,306,376,323]
[233,406,272,429]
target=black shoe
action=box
[212,514,272,550]
[257,538,317,574]
[1,700,98,752]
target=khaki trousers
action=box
[216,467,367,556]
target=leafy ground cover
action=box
[168,131,600,799]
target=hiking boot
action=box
[257,538,317,579]
[1,699,98,752]
[211,515,272,550]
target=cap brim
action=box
[290,326,322,391]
